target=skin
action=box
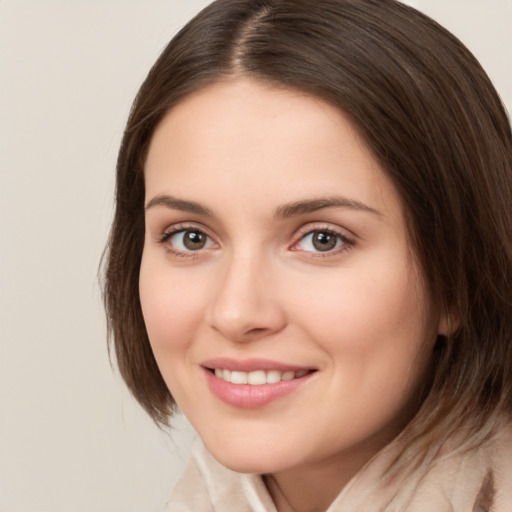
[140,78,447,512]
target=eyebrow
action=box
[274,196,383,219]
[144,194,382,219]
[145,195,214,216]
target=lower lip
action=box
[203,368,314,409]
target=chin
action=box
[204,438,293,475]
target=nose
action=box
[206,251,287,343]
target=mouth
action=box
[208,368,313,385]
[201,360,317,408]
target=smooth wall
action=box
[1,2,510,511]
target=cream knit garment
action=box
[166,421,512,511]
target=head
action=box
[104,0,512,473]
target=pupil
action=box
[184,231,206,250]
[313,232,336,251]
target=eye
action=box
[294,229,349,253]
[161,228,215,253]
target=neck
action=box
[262,415,414,512]
[264,459,355,512]
[263,439,382,512]
[262,382,428,512]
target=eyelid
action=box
[158,221,203,239]
[289,223,356,255]
[157,222,219,255]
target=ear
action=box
[437,306,461,337]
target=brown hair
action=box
[104,0,512,466]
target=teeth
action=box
[213,368,310,385]
[248,370,266,385]
[230,371,248,384]
[266,370,282,384]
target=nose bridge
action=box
[207,245,285,341]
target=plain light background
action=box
[0,1,510,511]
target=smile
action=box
[203,362,317,409]
[213,368,310,385]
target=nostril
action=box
[247,327,266,335]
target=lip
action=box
[201,358,316,409]
[201,357,311,373]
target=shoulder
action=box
[408,416,512,512]
[486,417,512,509]
[164,440,213,512]
[330,416,512,512]
[165,439,276,512]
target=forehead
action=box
[144,78,401,221]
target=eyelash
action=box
[157,224,355,258]
[291,225,355,257]
[158,224,216,257]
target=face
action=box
[140,79,442,477]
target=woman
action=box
[103,0,512,510]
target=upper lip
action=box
[201,357,314,373]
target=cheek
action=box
[304,268,431,432]
[139,257,208,353]
[292,255,431,375]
